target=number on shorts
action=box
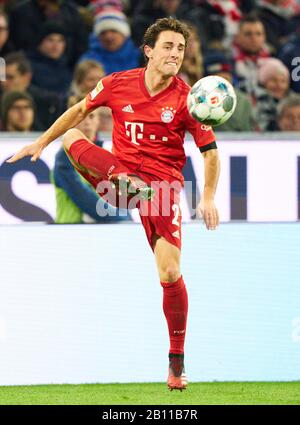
[172,204,180,227]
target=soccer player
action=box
[7,18,220,391]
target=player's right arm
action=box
[6,74,113,164]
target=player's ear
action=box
[144,45,153,61]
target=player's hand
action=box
[197,198,219,230]
[6,140,45,163]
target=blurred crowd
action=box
[0,0,300,133]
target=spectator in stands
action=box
[195,0,257,16]
[98,106,113,133]
[9,0,88,67]
[258,58,290,100]
[256,0,300,54]
[79,9,140,74]
[232,14,270,98]
[202,0,242,48]
[52,94,128,223]
[1,91,38,131]
[27,21,72,96]
[277,94,300,131]
[204,52,254,131]
[278,29,300,94]
[256,57,292,130]
[179,24,203,86]
[70,59,105,97]
[1,52,61,129]
[238,0,257,14]
[91,0,124,14]
[132,1,225,50]
[0,11,14,56]
[68,59,112,135]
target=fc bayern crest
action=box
[161,107,176,123]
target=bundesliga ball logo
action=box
[161,107,175,123]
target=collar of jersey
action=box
[139,67,177,101]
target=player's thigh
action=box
[153,235,181,283]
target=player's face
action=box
[7,100,34,131]
[76,110,100,141]
[237,22,265,54]
[147,31,186,77]
[264,74,289,99]
[279,106,300,131]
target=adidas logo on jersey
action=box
[122,104,134,113]
[172,230,180,239]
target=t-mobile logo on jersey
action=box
[125,122,144,145]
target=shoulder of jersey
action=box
[174,75,192,94]
[113,67,143,81]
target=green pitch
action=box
[0,382,300,405]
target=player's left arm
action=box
[198,144,220,231]
[184,103,220,229]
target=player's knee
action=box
[160,265,180,283]
[62,128,82,151]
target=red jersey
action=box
[86,67,216,184]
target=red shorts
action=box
[68,139,182,251]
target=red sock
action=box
[161,276,188,355]
[69,139,128,178]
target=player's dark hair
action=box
[4,52,32,75]
[141,18,190,64]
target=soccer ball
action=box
[187,75,237,126]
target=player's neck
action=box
[144,67,174,97]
